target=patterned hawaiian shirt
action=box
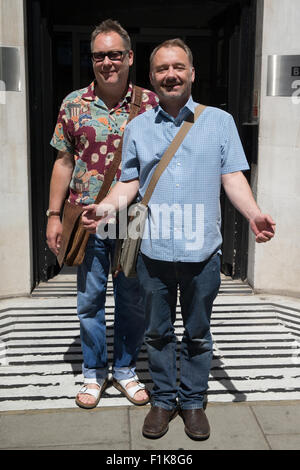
[50,81,158,205]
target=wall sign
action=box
[267,55,300,96]
[0,46,21,92]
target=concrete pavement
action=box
[0,400,300,450]
[1,270,300,450]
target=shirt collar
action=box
[82,80,133,109]
[155,95,196,124]
[82,81,97,102]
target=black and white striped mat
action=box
[0,274,299,411]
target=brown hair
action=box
[150,38,193,69]
[91,19,131,51]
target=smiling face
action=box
[150,46,195,107]
[92,31,133,91]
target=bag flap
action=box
[57,200,85,267]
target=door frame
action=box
[26,0,257,286]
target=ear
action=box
[128,50,134,67]
[191,66,195,83]
[149,70,154,87]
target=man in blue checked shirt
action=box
[82,39,276,440]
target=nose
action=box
[102,54,113,66]
[164,66,178,82]
[165,66,176,77]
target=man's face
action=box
[92,31,133,89]
[150,46,195,104]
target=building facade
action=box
[0,0,299,298]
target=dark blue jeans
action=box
[77,235,145,382]
[137,252,221,410]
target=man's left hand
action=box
[250,214,276,243]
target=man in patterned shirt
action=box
[81,39,276,439]
[46,19,158,409]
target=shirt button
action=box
[177,162,181,166]
[176,184,180,188]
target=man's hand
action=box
[249,214,276,243]
[82,180,139,233]
[82,203,115,233]
[222,172,276,244]
[46,150,74,255]
[46,217,62,256]
[81,205,99,233]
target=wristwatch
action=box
[46,209,60,217]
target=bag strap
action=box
[141,104,206,206]
[94,86,143,204]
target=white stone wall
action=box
[0,0,32,297]
[248,0,300,296]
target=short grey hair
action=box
[91,19,131,52]
[150,38,193,69]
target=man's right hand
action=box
[46,216,62,256]
[82,203,114,233]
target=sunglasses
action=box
[91,50,129,62]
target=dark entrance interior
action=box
[26,0,258,288]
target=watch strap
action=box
[47,209,60,217]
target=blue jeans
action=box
[136,252,221,411]
[77,235,145,383]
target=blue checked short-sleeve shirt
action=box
[120,96,250,262]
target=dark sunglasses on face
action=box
[91,50,129,62]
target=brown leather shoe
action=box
[142,406,178,439]
[180,408,210,440]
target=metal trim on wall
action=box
[0,46,21,92]
[267,54,300,96]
